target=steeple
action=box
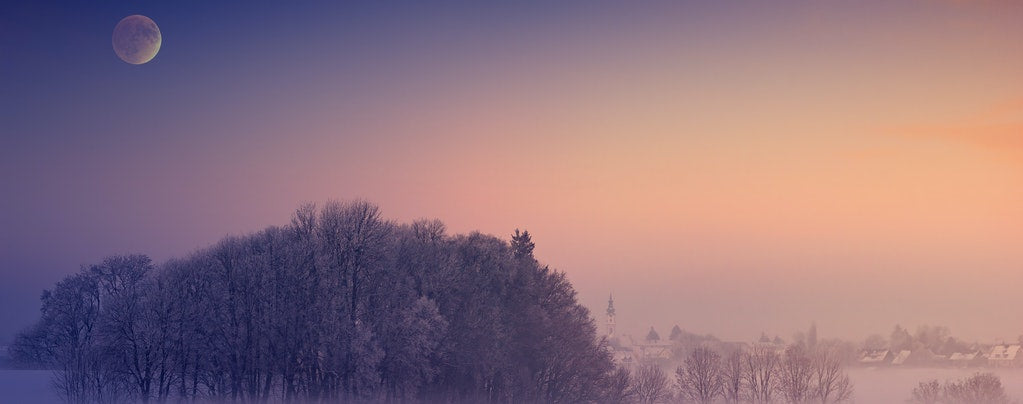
[606,293,616,338]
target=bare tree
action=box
[910,373,1009,404]
[810,345,853,403]
[676,346,723,404]
[909,380,941,404]
[721,349,746,404]
[778,344,813,404]
[602,366,633,404]
[942,373,1010,404]
[745,344,780,404]
[630,364,672,404]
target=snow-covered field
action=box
[847,367,1023,404]
[1,367,1020,403]
[0,369,59,403]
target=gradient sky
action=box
[2,0,1021,344]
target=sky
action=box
[1,0,1021,344]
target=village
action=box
[857,344,1022,368]
[603,295,1022,371]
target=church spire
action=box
[607,293,615,316]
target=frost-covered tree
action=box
[720,349,745,404]
[811,344,853,403]
[778,344,813,404]
[630,364,672,404]
[16,200,619,404]
[745,344,780,404]
[676,346,723,404]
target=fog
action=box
[3,368,1021,403]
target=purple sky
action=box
[2,0,1022,344]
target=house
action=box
[948,351,985,367]
[859,349,893,365]
[608,345,637,370]
[893,349,944,366]
[637,342,673,361]
[988,345,1021,367]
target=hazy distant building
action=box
[859,349,894,365]
[988,344,1021,367]
[605,295,674,368]
[948,351,985,367]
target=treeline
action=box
[910,373,1013,404]
[12,201,618,403]
[862,325,977,355]
[625,343,853,404]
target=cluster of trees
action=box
[12,200,620,403]
[621,343,853,404]
[862,325,974,355]
[909,373,1012,404]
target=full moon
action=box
[112,15,161,65]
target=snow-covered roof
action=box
[989,345,1021,361]
[949,352,979,361]
[859,349,891,363]
[891,350,911,365]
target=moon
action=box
[112,15,161,65]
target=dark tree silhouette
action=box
[646,327,661,342]
[669,325,683,341]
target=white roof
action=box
[949,352,978,361]
[860,350,890,363]
[989,345,1020,360]
[891,350,911,365]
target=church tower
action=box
[606,293,616,338]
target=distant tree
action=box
[511,229,535,260]
[744,344,780,404]
[720,349,745,404]
[811,344,853,403]
[676,346,723,404]
[808,321,818,349]
[792,331,807,347]
[669,325,683,341]
[647,327,661,343]
[909,380,941,404]
[939,337,970,356]
[773,336,785,345]
[942,373,1009,404]
[778,345,813,404]
[890,325,912,351]
[758,333,771,344]
[630,364,671,404]
[914,325,951,353]
[910,373,1009,404]
[862,334,888,350]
